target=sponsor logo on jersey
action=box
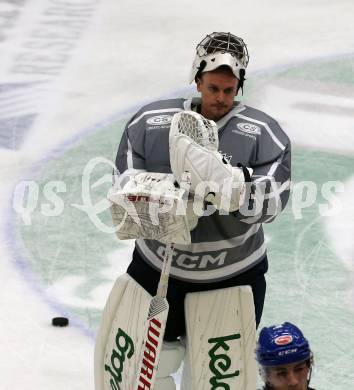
[275,335,293,346]
[146,114,173,126]
[236,122,261,135]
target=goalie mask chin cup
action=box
[190,32,249,84]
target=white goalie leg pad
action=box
[181,286,258,390]
[154,341,185,390]
[94,273,153,390]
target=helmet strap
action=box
[237,69,246,95]
[195,60,207,82]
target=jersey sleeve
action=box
[113,99,185,187]
[237,116,291,224]
[114,111,147,187]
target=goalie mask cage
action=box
[196,32,249,68]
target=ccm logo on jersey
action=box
[236,122,261,135]
[146,114,173,126]
[157,246,227,269]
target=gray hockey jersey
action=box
[115,97,291,282]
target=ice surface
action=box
[1,1,354,389]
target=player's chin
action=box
[212,107,229,120]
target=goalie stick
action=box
[135,241,175,390]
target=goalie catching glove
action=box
[108,172,198,245]
[169,111,253,213]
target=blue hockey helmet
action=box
[256,322,311,367]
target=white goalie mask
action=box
[189,32,249,84]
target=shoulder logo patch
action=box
[146,114,173,126]
[237,122,261,135]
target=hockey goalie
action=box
[95,110,257,390]
[95,30,291,390]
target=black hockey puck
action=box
[52,317,69,327]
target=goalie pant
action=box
[127,247,267,340]
[115,97,291,284]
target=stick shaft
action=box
[157,242,175,298]
[135,242,174,389]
